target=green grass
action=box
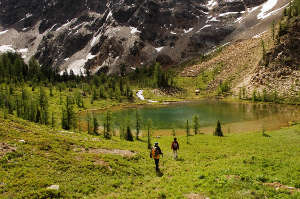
[1,113,299,198]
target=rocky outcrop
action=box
[0,0,277,75]
[250,16,300,97]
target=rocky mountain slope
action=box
[0,0,290,75]
[181,13,300,101]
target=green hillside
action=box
[1,114,299,198]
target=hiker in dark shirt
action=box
[171,137,179,159]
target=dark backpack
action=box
[172,141,178,150]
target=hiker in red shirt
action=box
[171,137,179,160]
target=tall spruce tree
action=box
[147,119,152,149]
[125,126,134,141]
[93,115,99,135]
[135,109,141,140]
[104,111,112,139]
[186,120,190,144]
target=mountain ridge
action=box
[0,0,288,75]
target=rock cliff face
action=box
[0,0,281,75]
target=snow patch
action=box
[91,34,101,47]
[253,31,267,38]
[18,48,28,53]
[0,45,15,53]
[248,6,260,13]
[170,31,177,35]
[234,17,244,23]
[86,53,96,60]
[49,24,57,32]
[26,13,33,18]
[130,27,141,34]
[184,28,194,34]
[106,11,113,21]
[257,0,278,19]
[0,30,8,35]
[219,12,240,17]
[207,17,220,22]
[56,21,72,31]
[155,47,164,52]
[63,59,87,76]
[198,24,212,32]
[207,0,218,10]
[64,58,70,61]
[258,2,289,20]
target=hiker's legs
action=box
[173,150,177,159]
[154,159,159,170]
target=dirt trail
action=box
[264,182,300,193]
[185,193,209,199]
[77,148,136,157]
[0,143,16,158]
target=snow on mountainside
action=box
[0,0,290,75]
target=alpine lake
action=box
[80,100,300,136]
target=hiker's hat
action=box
[154,142,158,146]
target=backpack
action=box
[172,141,178,150]
[150,147,159,158]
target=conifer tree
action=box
[62,96,76,130]
[193,115,200,135]
[135,109,141,140]
[125,126,134,141]
[147,119,152,149]
[214,120,224,137]
[186,120,190,144]
[87,113,92,134]
[93,115,99,135]
[104,111,112,139]
[39,87,49,125]
[51,112,55,128]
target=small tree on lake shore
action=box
[147,119,152,149]
[125,126,134,141]
[186,120,190,144]
[193,115,200,135]
[214,120,224,137]
[135,109,141,140]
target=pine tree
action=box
[186,120,190,144]
[271,20,275,42]
[193,115,200,135]
[39,87,49,125]
[261,39,266,65]
[125,126,134,141]
[62,96,76,130]
[50,85,54,97]
[93,115,99,135]
[87,114,92,134]
[104,111,112,139]
[147,119,152,149]
[135,109,141,140]
[214,120,224,137]
[51,112,55,128]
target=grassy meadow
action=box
[1,113,299,198]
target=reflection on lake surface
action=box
[81,100,300,135]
